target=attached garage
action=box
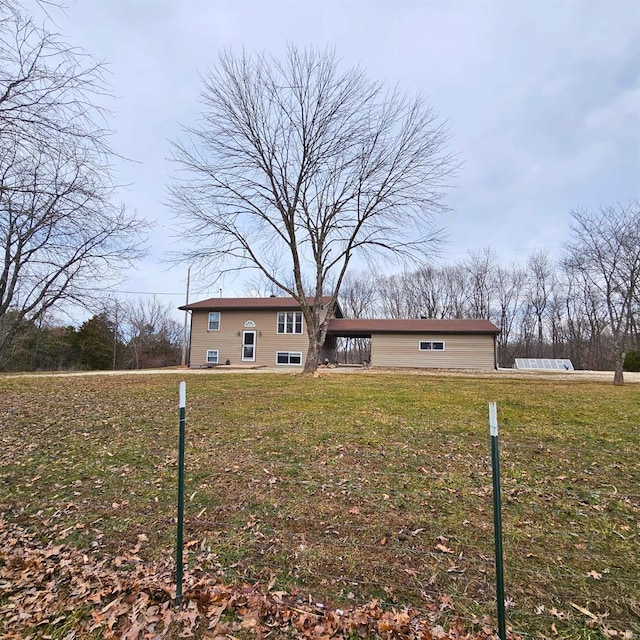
[326,318,499,370]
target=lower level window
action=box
[419,341,445,351]
[206,349,219,364]
[276,351,302,365]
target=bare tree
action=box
[437,265,467,319]
[337,270,377,364]
[339,271,378,319]
[491,263,525,366]
[464,247,496,319]
[524,250,555,357]
[0,1,147,365]
[561,265,608,369]
[404,266,440,318]
[121,297,182,369]
[170,46,456,373]
[546,283,568,359]
[402,264,467,319]
[378,263,467,321]
[0,0,108,156]
[377,272,410,319]
[563,202,640,384]
[241,274,286,298]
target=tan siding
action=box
[371,333,495,370]
[190,308,324,367]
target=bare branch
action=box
[0,0,148,365]
[170,45,457,372]
[562,202,640,384]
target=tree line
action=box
[338,203,640,380]
[7,197,638,374]
[2,297,182,372]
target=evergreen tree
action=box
[77,314,115,370]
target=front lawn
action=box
[1,372,638,638]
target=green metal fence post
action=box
[489,401,507,640]
[175,381,186,606]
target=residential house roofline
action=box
[327,318,500,337]
[180,296,339,313]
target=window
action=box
[208,312,220,331]
[419,341,445,351]
[206,350,219,364]
[277,311,303,334]
[276,351,302,365]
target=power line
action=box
[111,290,185,296]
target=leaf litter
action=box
[0,518,514,639]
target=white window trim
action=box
[208,312,220,331]
[206,349,219,364]
[242,330,256,362]
[276,311,303,334]
[276,351,303,365]
[419,340,446,351]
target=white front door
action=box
[242,330,256,361]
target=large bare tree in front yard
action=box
[563,202,640,384]
[0,1,147,365]
[170,46,456,373]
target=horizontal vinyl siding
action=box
[189,308,312,367]
[371,333,495,370]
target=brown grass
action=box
[1,371,638,638]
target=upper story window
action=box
[208,312,220,331]
[277,311,303,334]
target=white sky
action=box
[35,0,640,317]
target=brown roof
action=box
[179,297,497,334]
[327,318,500,336]
[180,296,334,311]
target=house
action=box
[179,296,340,368]
[180,296,500,370]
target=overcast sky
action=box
[36,0,640,315]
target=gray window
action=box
[208,312,220,331]
[276,351,302,365]
[419,341,445,351]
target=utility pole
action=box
[112,301,118,370]
[181,267,191,367]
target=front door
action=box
[242,330,256,361]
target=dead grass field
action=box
[1,370,638,639]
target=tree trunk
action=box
[613,350,625,385]
[301,298,336,374]
[612,330,625,384]
[303,330,321,374]
[537,313,544,358]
